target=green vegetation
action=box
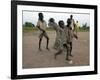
[77,27,89,32]
[23,22,89,33]
[78,23,89,32]
[23,27,38,33]
[23,26,89,33]
[23,22,35,27]
[23,22,37,32]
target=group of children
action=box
[36,13,78,63]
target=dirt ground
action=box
[22,31,89,69]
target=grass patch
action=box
[77,28,89,32]
[23,27,38,33]
[23,27,55,33]
[23,27,89,33]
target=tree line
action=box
[23,22,89,29]
[23,22,35,27]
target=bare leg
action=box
[39,38,42,51]
[39,33,43,51]
[44,32,49,50]
[54,50,62,59]
[66,48,70,61]
[46,36,49,50]
[65,44,71,61]
[69,42,73,57]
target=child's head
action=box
[70,15,73,19]
[58,20,64,28]
[38,13,44,20]
[67,18,71,27]
[49,18,55,23]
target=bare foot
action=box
[66,58,71,61]
[46,48,50,51]
[39,48,42,51]
[69,54,73,57]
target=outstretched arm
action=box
[48,22,58,31]
[73,20,78,39]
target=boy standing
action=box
[36,13,49,51]
[66,15,78,56]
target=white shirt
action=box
[37,20,47,31]
[70,19,75,30]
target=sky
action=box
[22,11,90,27]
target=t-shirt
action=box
[76,22,80,28]
[37,20,47,31]
[65,26,74,42]
[68,19,75,30]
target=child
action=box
[65,18,78,58]
[36,13,49,51]
[48,19,71,61]
[54,20,71,61]
[48,18,60,50]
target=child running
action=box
[48,18,72,62]
[48,18,61,50]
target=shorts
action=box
[39,31,48,39]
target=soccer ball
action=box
[68,60,73,64]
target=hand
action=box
[42,30,45,33]
[74,34,78,39]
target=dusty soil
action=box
[22,31,89,69]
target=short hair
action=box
[67,18,71,25]
[38,13,43,17]
[49,18,55,23]
[70,15,73,18]
[76,21,78,23]
[58,20,64,25]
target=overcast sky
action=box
[22,11,90,27]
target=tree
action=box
[24,22,35,27]
[82,23,87,30]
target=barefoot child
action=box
[64,18,78,59]
[66,15,78,56]
[54,20,71,61]
[48,19,71,61]
[48,18,61,50]
[36,13,49,51]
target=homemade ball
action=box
[68,60,73,64]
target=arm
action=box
[73,20,77,33]
[73,23,78,39]
[72,20,78,39]
[48,22,58,31]
[37,26,44,31]
[36,21,45,33]
[74,23,78,34]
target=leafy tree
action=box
[82,23,87,30]
[82,23,87,28]
[24,22,35,27]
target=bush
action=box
[23,22,35,27]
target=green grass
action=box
[77,28,89,32]
[23,27,89,33]
[23,27,55,33]
[23,27,38,33]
